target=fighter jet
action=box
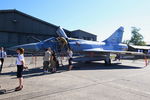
[9,26,144,65]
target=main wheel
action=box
[104,58,111,65]
[85,61,92,64]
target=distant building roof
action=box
[72,29,97,36]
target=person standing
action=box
[15,48,25,91]
[67,48,73,70]
[50,51,59,73]
[0,47,7,73]
[43,48,52,73]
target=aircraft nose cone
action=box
[8,43,39,53]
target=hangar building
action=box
[0,9,97,48]
[71,30,97,41]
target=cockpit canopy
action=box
[43,37,57,43]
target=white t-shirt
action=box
[16,54,25,65]
[43,51,51,61]
[0,50,7,59]
[67,50,73,58]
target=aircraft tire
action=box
[85,61,92,64]
[104,58,111,66]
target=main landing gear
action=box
[104,58,111,65]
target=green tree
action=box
[124,27,146,46]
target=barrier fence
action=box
[3,55,69,68]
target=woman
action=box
[15,48,25,91]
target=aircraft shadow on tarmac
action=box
[73,62,143,70]
[0,62,143,79]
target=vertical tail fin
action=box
[103,26,124,44]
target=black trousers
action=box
[17,65,23,78]
[0,58,4,73]
[68,58,72,65]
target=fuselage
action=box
[8,26,126,64]
[8,37,128,54]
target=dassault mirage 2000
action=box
[9,26,144,65]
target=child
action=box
[15,48,25,91]
[50,51,59,73]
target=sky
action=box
[0,0,150,42]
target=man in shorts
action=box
[43,48,52,73]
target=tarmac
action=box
[0,57,150,100]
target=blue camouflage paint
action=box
[9,27,128,55]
